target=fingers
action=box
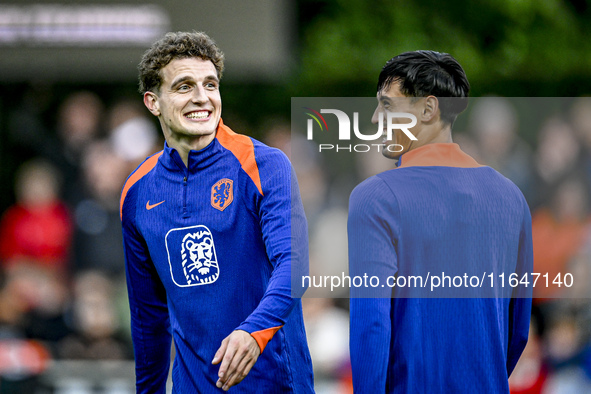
[211,336,228,365]
[217,339,239,382]
[218,350,246,390]
[213,330,261,391]
[220,357,257,391]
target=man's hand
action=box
[212,330,261,391]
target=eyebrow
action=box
[170,74,219,87]
[378,94,392,104]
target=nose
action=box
[191,85,208,104]
[371,105,381,125]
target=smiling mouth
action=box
[184,110,211,120]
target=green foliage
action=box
[293,0,591,96]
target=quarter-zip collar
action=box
[160,121,227,174]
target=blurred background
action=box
[1,0,591,393]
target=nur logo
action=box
[211,178,233,211]
[305,107,417,141]
[304,107,329,134]
[303,107,418,153]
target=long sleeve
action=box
[348,176,399,392]
[506,199,533,376]
[122,189,171,394]
[236,150,307,352]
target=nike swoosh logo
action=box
[146,200,165,210]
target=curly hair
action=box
[138,31,225,94]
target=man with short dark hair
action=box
[348,50,532,393]
[121,31,314,393]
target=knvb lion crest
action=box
[165,225,220,287]
[211,178,233,211]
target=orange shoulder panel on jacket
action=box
[216,120,264,195]
[250,325,283,353]
[120,151,163,219]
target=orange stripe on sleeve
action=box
[120,151,163,219]
[250,325,283,353]
[216,119,264,196]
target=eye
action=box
[178,84,191,92]
[205,81,218,90]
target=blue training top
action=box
[348,143,533,393]
[121,120,314,393]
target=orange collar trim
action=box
[397,143,483,169]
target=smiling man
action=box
[120,31,313,393]
[348,51,533,393]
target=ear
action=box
[143,91,161,116]
[421,96,439,123]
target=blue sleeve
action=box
[506,198,533,376]
[348,176,399,392]
[236,149,307,351]
[122,188,171,393]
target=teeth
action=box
[186,111,209,119]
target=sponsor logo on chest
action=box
[165,225,220,287]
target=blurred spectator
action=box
[263,118,292,159]
[531,176,591,300]
[6,85,53,160]
[58,271,131,360]
[532,116,582,210]
[570,97,591,186]
[307,207,349,298]
[469,97,535,203]
[561,251,591,303]
[542,307,591,393]
[8,262,72,350]
[0,268,52,393]
[72,141,128,276]
[453,131,481,162]
[50,91,105,205]
[0,159,72,273]
[510,321,548,394]
[107,98,160,167]
[0,268,28,339]
[302,298,351,394]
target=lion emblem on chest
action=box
[211,178,233,211]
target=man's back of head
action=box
[377,50,470,127]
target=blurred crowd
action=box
[1,93,591,393]
[0,91,160,393]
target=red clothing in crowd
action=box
[0,202,72,270]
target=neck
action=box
[431,126,453,144]
[165,133,216,166]
[408,124,453,153]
